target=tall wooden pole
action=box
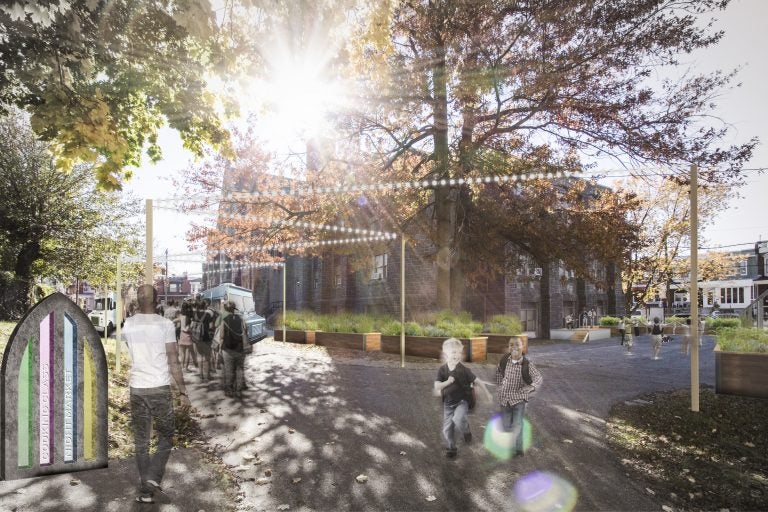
[690,164,700,412]
[401,236,406,368]
[145,199,153,285]
[116,255,123,372]
[282,257,287,344]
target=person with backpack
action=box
[434,338,476,459]
[650,317,664,360]
[496,337,543,458]
[190,298,217,382]
[217,300,251,398]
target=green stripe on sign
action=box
[17,338,33,468]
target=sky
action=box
[123,0,768,278]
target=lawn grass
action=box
[607,387,768,511]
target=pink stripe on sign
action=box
[39,313,54,465]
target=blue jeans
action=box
[442,400,469,451]
[130,387,175,491]
[501,401,526,455]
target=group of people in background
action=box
[564,309,599,329]
[617,316,705,359]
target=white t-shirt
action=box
[121,313,176,388]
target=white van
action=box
[90,291,117,335]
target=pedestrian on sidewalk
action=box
[650,317,664,360]
[434,338,476,459]
[121,284,191,505]
[178,301,197,371]
[495,337,543,458]
[217,300,251,398]
[618,317,626,345]
[191,297,216,381]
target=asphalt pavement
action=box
[0,332,716,511]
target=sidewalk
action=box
[0,334,715,511]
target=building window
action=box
[170,283,180,293]
[739,260,748,276]
[372,253,388,280]
[720,287,745,304]
[335,267,342,288]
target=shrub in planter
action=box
[716,327,768,353]
[278,310,320,331]
[484,314,523,335]
[715,327,768,399]
[599,316,620,327]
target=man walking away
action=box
[122,285,191,504]
[618,317,626,345]
[496,338,543,458]
[218,300,251,398]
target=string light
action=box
[204,234,397,256]
[225,171,575,201]
[217,212,398,238]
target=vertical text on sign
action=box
[64,313,77,463]
[39,313,54,466]
[17,338,33,468]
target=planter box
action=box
[273,329,317,344]
[715,345,768,399]
[380,335,487,362]
[315,332,381,352]
[483,334,528,354]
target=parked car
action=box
[710,311,740,319]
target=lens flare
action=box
[513,471,578,512]
[483,412,532,460]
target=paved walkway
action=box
[0,333,715,511]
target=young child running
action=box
[434,338,476,459]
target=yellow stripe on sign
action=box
[84,340,95,460]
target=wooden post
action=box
[115,254,123,372]
[690,164,699,412]
[145,199,153,285]
[282,257,287,345]
[401,235,406,368]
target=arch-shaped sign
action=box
[1,293,108,480]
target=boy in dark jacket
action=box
[434,338,476,459]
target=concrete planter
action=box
[315,332,381,352]
[715,345,768,399]
[273,329,318,344]
[380,335,487,362]
[483,334,528,354]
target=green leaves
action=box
[1,0,232,190]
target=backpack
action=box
[190,310,212,344]
[222,314,244,351]
[499,353,533,385]
[652,323,662,335]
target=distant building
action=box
[154,273,195,305]
[667,240,767,316]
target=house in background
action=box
[667,240,767,316]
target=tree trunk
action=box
[0,273,29,320]
[537,259,551,340]
[432,40,455,311]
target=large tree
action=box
[350,0,756,311]
[464,177,639,338]
[618,175,731,311]
[0,0,233,189]
[0,111,142,319]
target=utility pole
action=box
[690,164,700,412]
[165,248,169,305]
[145,199,153,285]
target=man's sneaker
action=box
[464,432,472,444]
[445,449,457,459]
[146,480,171,504]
